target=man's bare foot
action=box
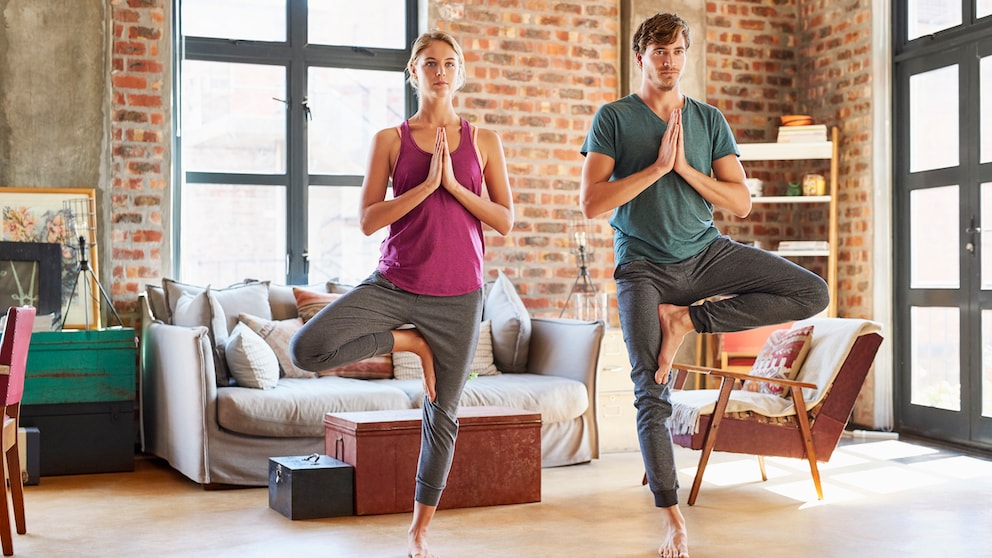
[656,304,694,384]
[657,504,689,558]
[408,502,438,557]
[393,329,436,402]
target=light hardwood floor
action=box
[8,437,992,557]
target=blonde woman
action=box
[292,31,513,558]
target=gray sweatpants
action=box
[290,271,484,507]
[615,236,829,508]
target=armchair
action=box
[661,318,883,505]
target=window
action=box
[176,0,416,286]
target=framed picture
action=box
[0,242,62,320]
[0,187,101,329]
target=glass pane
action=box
[308,68,406,175]
[907,0,962,39]
[982,55,992,164]
[983,183,992,289]
[984,310,992,417]
[308,0,407,49]
[308,186,388,285]
[909,65,959,172]
[911,306,961,411]
[180,184,286,286]
[980,0,992,19]
[910,185,959,288]
[182,61,286,174]
[181,0,286,42]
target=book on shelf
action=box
[777,124,828,143]
[777,240,829,252]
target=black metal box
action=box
[268,454,354,520]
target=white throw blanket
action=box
[669,318,882,436]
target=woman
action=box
[291,30,513,558]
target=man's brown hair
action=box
[631,12,690,54]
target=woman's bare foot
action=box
[393,329,436,402]
[408,502,438,558]
[658,504,689,558]
[656,304,694,384]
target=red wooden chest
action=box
[324,406,542,515]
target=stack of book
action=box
[777,124,828,143]
[777,240,830,252]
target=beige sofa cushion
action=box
[217,377,413,437]
[376,374,588,424]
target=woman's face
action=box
[412,40,461,94]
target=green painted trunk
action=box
[23,328,137,406]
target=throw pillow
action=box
[144,284,169,321]
[393,321,499,380]
[207,281,271,342]
[743,324,815,397]
[238,313,394,380]
[269,282,332,320]
[483,270,531,373]
[162,278,207,323]
[293,287,342,323]
[224,322,280,389]
[238,313,315,379]
[171,289,211,331]
[318,354,394,380]
[172,288,241,386]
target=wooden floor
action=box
[7,437,992,557]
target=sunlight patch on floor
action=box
[840,440,940,460]
[831,465,944,494]
[675,439,988,506]
[907,455,992,479]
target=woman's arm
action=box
[440,127,514,235]
[359,127,443,236]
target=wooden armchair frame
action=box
[653,328,883,506]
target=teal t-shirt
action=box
[581,95,739,265]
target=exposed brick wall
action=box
[797,0,874,321]
[705,0,874,321]
[430,0,620,319]
[109,0,169,324]
[106,1,873,331]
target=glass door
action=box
[894,1,992,450]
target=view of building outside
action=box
[178,0,406,286]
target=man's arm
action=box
[580,108,681,218]
[674,151,751,218]
[661,107,751,218]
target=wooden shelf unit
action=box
[738,126,839,317]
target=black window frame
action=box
[173,0,418,283]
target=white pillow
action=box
[483,270,531,373]
[393,321,499,380]
[225,322,280,389]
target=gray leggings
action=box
[616,236,829,507]
[290,271,484,507]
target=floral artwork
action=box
[1,205,77,308]
[0,188,99,328]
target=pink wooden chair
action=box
[0,306,36,556]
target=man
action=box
[580,12,828,558]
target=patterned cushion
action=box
[293,287,342,323]
[224,322,280,389]
[238,314,314,379]
[743,324,815,397]
[238,313,393,380]
[393,321,499,380]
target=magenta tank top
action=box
[376,119,485,296]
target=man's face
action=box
[637,35,687,92]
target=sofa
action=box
[139,272,605,487]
